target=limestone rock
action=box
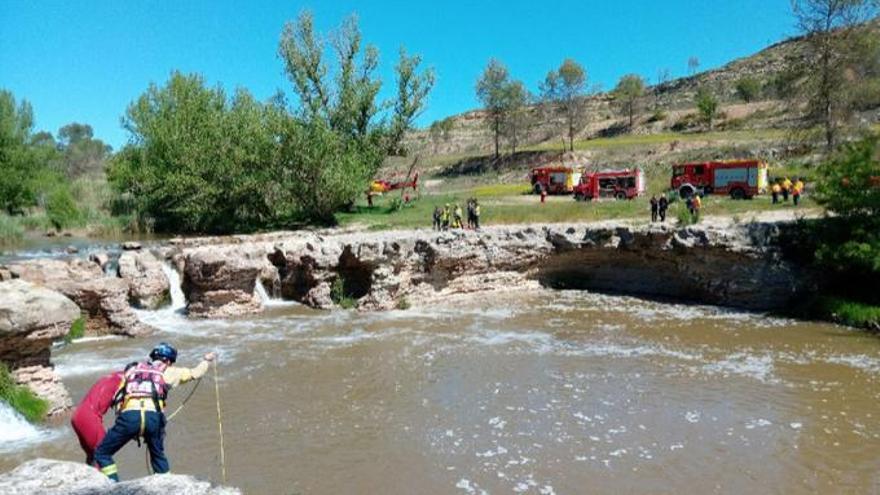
[0,280,79,415]
[89,252,110,271]
[5,259,153,337]
[121,241,142,251]
[0,458,241,495]
[117,251,170,309]
[182,246,274,318]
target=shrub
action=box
[0,363,49,423]
[63,317,86,344]
[646,110,667,123]
[0,214,24,246]
[330,277,356,309]
[676,204,697,226]
[46,186,81,230]
[735,77,762,103]
[396,297,411,310]
[818,297,880,330]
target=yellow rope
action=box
[213,360,227,484]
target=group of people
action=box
[71,342,215,482]
[649,194,671,222]
[433,198,481,230]
[770,177,805,206]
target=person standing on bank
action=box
[94,343,216,482]
[658,195,669,222]
[650,195,659,222]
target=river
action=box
[1,277,879,493]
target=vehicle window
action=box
[673,167,684,177]
[599,178,614,188]
[626,177,636,188]
[694,166,704,175]
[550,172,566,184]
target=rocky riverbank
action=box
[0,458,239,494]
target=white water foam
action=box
[254,279,299,308]
[162,263,186,312]
[0,401,56,451]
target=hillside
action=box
[394,26,878,183]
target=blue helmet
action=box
[149,342,177,364]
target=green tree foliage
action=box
[791,0,880,152]
[814,133,880,218]
[695,87,719,130]
[540,59,591,152]
[476,59,512,158]
[57,123,112,178]
[613,74,646,128]
[735,76,762,103]
[500,80,531,153]
[111,12,434,231]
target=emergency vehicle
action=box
[529,166,578,195]
[573,168,646,201]
[671,159,768,199]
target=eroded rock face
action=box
[4,259,153,337]
[117,250,170,309]
[176,220,813,315]
[182,246,276,318]
[0,458,241,495]
[0,279,79,416]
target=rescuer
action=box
[658,195,669,222]
[650,195,659,222]
[771,181,781,204]
[692,194,702,221]
[94,343,216,482]
[441,204,450,230]
[793,178,804,206]
[432,206,442,231]
[71,366,134,466]
[782,177,792,202]
[454,204,464,229]
[473,200,481,230]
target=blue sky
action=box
[1,0,796,149]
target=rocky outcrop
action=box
[0,280,79,416]
[0,459,241,495]
[117,251,170,309]
[182,245,278,318]
[172,220,811,316]
[3,259,153,337]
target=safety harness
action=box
[112,361,170,445]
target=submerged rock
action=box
[0,458,240,495]
[3,259,153,337]
[117,251,170,309]
[0,279,80,416]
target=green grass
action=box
[526,129,790,152]
[63,317,86,344]
[819,297,880,330]
[338,184,818,231]
[0,363,49,423]
[0,214,25,247]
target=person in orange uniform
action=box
[94,343,215,482]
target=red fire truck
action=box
[671,159,768,199]
[529,166,578,195]
[573,168,646,201]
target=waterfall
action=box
[161,263,186,312]
[254,279,271,304]
[0,401,45,448]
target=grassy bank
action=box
[0,364,49,423]
[817,298,880,331]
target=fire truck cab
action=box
[529,166,577,195]
[671,159,768,199]
[574,168,646,201]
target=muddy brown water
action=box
[1,289,879,494]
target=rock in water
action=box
[117,251,171,309]
[0,280,80,416]
[3,259,153,337]
[121,241,142,251]
[0,458,241,495]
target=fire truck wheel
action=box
[678,186,695,199]
[533,183,542,195]
[615,191,626,200]
[730,188,746,200]
[574,193,584,202]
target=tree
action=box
[814,133,880,218]
[790,0,880,152]
[695,87,719,130]
[614,74,646,129]
[428,117,454,154]
[278,12,434,222]
[540,59,590,152]
[687,56,700,76]
[500,80,532,153]
[476,59,511,158]
[735,76,762,103]
[57,123,111,178]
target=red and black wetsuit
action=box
[70,372,122,465]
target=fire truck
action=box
[671,159,768,199]
[529,166,578,195]
[573,168,646,201]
